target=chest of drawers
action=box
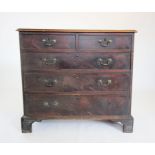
[17,29,136,133]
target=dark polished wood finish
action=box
[79,35,132,49]
[24,94,130,116]
[23,72,130,92]
[20,34,75,50]
[22,52,130,70]
[18,29,135,133]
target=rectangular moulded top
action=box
[17,28,137,33]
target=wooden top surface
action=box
[17,28,137,33]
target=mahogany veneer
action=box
[17,29,136,133]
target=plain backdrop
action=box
[0,12,155,142]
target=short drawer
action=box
[24,94,130,116]
[79,34,132,49]
[20,34,75,49]
[23,72,130,92]
[22,52,130,71]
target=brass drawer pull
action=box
[97,79,112,87]
[42,57,57,65]
[43,79,58,87]
[96,57,113,67]
[72,74,80,79]
[42,38,56,47]
[43,101,59,107]
[98,39,112,47]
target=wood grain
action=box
[23,72,130,93]
[22,52,130,70]
[24,94,130,116]
[18,29,135,133]
[17,28,137,33]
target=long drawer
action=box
[23,72,130,92]
[22,52,130,71]
[24,94,130,116]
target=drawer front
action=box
[79,35,132,49]
[24,94,129,116]
[22,52,130,70]
[20,34,75,49]
[24,72,130,92]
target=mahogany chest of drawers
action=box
[17,29,136,133]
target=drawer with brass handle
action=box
[22,52,130,71]
[79,34,132,49]
[20,34,75,50]
[24,94,130,117]
[23,72,130,92]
